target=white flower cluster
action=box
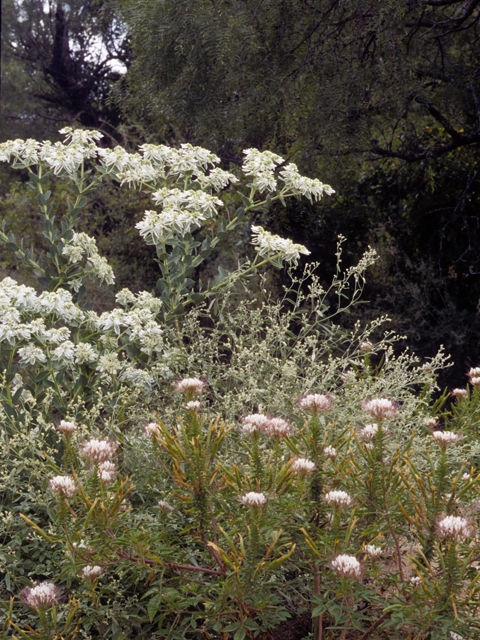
[136,208,208,244]
[279,163,335,201]
[62,232,115,286]
[331,554,361,579]
[98,461,116,484]
[175,378,206,394]
[251,225,310,263]
[432,431,462,447]
[364,544,383,557]
[358,424,379,441]
[240,491,267,507]
[57,419,77,434]
[468,367,480,386]
[21,582,61,609]
[81,438,116,463]
[437,516,473,541]
[49,475,77,498]
[323,445,337,459]
[291,458,316,474]
[239,413,293,437]
[452,388,468,399]
[325,490,353,508]
[298,393,332,413]
[82,565,103,580]
[242,148,284,193]
[362,398,397,420]
[158,500,174,513]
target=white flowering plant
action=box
[3,129,480,640]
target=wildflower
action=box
[364,545,383,557]
[331,554,361,579]
[263,417,293,437]
[52,340,75,363]
[98,461,116,484]
[291,458,316,474]
[186,401,201,412]
[461,473,471,481]
[358,424,379,440]
[18,344,47,366]
[410,576,421,586]
[174,378,206,395]
[49,475,77,498]
[298,394,332,413]
[82,565,103,580]
[81,438,117,463]
[158,500,174,513]
[468,367,480,383]
[437,515,473,541]
[240,492,267,507]
[143,422,161,438]
[325,490,353,508]
[362,398,397,420]
[279,162,335,201]
[323,445,337,458]
[423,417,437,429]
[452,388,468,399]
[432,431,461,448]
[251,226,310,263]
[57,420,77,434]
[74,342,98,365]
[239,413,270,434]
[21,582,62,609]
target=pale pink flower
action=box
[143,422,161,438]
[298,394,332,413]
[21,582,62,609]
[81,438,116,463]
[452,388,468,399]
[437,516,473,541]
[359,341,373,352]
[323,445,337,459]
[239,413,270,434]
[175,377,206,394]
[240,492,267,507]
[263,417,293,437]
[423,417,437,429]
[57,420,77,434]
[358,424,379,441]
[186,401,201,412]
[432,431,461,448]
[325,490,353,508]
[331,554,361,579]
[82,565,103,580]
[98,461,116,484]
[364,544,383,557]
[362,398,397,420]
[410,576,421,587]
[49,475,77,498]
[291,458,316,474]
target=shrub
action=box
[0,129,479,640]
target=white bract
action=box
[251,226,310,263]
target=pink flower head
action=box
[98,461,116,484]
[437,515,473,541]
[57,420,77,434]
[358,424,379,441]
[82,565,103,580]
[331,554,361,579]
[468,367,480,385]
[81,438,117,463]
[174,377,206,395]
[324,490,353,508]
[49,475,77,498]
[432,431,462,448]
[424,417,438,429]
[323,445,337,459]
[298,393,332,413]
[291,458,316,475]
[452,388,468,399]
[362,398,397,420]
[21,582,62,609]
[263,417,293,437]
[186,401,201,412]
[143,422,161,439]
[240,491,267,507]
[239,413,270,434]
